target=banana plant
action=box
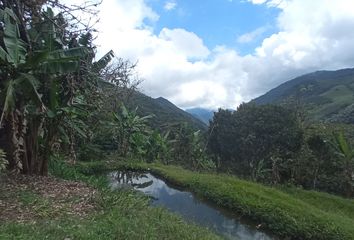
[0,7,91,174]
[332,132,354,197]
[144,130,171,164]
[0,8,27,66]
[111,104,153,156]
[0,8,88,126]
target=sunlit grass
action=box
[0,161,221,240]
[120,162,354,240]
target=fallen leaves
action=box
[0,173,98,222]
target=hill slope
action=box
[253,68,354,123]
[185,108,214,125]
[127,91,207,131]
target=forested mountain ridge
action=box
[126,91,207,131]
[185,108,214,125]
[253,68,354,123]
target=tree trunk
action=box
[313,167,319,189]
[69,131,77,164]
[345,162,353,197]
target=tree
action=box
[208,103,303,183]
[171,123,214,171]
[144,130,171,164]
[332,132,354,197]
[0,1,113,175]
[0,6,88,174]
[306,135,330,189]
[111,104,152,156]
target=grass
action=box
[117,162,354,240]
[0,160,221,240]
[4,159,354,240]
[311,84,354,119]
[280,187,354,221]
[0,195,220,240]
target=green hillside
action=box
[253,68,354,123]
[126,91,207,131]
[185,108,214,125]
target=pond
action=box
[108,171,276,240]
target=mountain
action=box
[127,92,207,131]
[253,68,354,123]
[185,108,214,125]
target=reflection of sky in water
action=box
[109,171,275,240]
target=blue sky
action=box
[93,0,354,109]
[147,0,280,55]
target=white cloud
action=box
[247,0,289,8]
[159,28,210,59]
[164,1,177,11]
[248,0,267,4]
[237,26,268,43]
[88,0,354,109]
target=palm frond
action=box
[93,50,115,72]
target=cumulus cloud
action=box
[159,28,210,59]
[247,0,289,8]
[237,26,268,43]
[88,0,354,109]
[247,0,267,4]
[164,1,177,11]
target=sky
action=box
[64,0,354,110]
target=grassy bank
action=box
[0,161,221,240]
[117,162,354,240]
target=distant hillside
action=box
[253,68,354,123]
[127,91,207,131]
[185,108,214,125]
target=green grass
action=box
[0,193,220,240]
[0,160,221,240]
[310,84,354,119]
[118,162,354,240]
[280,187,354,220]
[320,85,354,102]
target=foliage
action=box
[289,124,354,197]
[207,103,354,196]
[110,104,152,156]
[172,123,215,171]
[106,105,213,170]
[0,6,87,174]
[331,132,354,197]
[126,92,207,132]
[208,103,303,183]
[143,130,171,164]
[0,3,117,175]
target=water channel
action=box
[108,171,276,240]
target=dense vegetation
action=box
[0,0,113,175]
[127,93,207,131]
[208,103,354,197]
[1,1,354,240]
[185,107,214,125]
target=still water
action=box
[108,171,275,240]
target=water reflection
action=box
[109,171,275,240]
